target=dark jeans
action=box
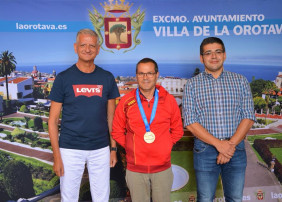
[193,138,247,202]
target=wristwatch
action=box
[111,147,117,152]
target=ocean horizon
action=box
[17,63,282,82]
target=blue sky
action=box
[0,0,282,67]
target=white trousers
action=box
[60,146,110,202]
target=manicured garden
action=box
[250,135,282,183]
[3,117,48,132]
[252,118,276,128]
[247,133,282,164]
[0,150,58,201]
[0,127,51,150]
[19,104,50,117]
[247,133,282,144]
[269,148,282,163]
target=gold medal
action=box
[144,131,155,143]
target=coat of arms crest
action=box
[89,0,145,53]
[256,190,265,200]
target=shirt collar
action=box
[203,69,226,79]
[138,87,156,101]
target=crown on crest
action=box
[100,0,133,13]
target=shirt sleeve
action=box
[48,74,64,103]
[169,95,184,144]
[111,98,126,147]
[241,76,256,121]
[182,79,198,127]
[107,73,120,100]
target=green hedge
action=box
[253,139,282,183]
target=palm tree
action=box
[0,51,17,100]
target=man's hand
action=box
[53,157,64,176]
[217,153,231,164]
[110,151,117,167]
[215,140,236,159]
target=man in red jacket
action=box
[112,58,183,202]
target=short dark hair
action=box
[136,58,159,73]
[200,37,225,55]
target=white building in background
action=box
[275,72,282,88]
[0,77,33,102]
[158,77,188,96]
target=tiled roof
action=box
[8,77,29,84]
[125,81,138,85]
[0,77,11,82]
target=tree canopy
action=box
[110,24,126,44]
[3,160,35,200]
[0,51,17,100]
[11,127,25,137]
[110,24,126,33]
[250,79,277,97]
[34,116,43,131]
[253,97,267,111]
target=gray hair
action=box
[76,28,100,45]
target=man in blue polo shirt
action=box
[48,28,120,202]
[182,37,255,202]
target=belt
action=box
[219,137,231,141]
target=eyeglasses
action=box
[136,72,157,78]
[202,50,224,56]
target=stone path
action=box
[244,119,282,201]
[245,140,280,187]
[0,140,53,164]
[248,119,282,136]
[4,112,50,122]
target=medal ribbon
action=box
[136,88,159,132]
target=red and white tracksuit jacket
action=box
[112,85,183,173]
